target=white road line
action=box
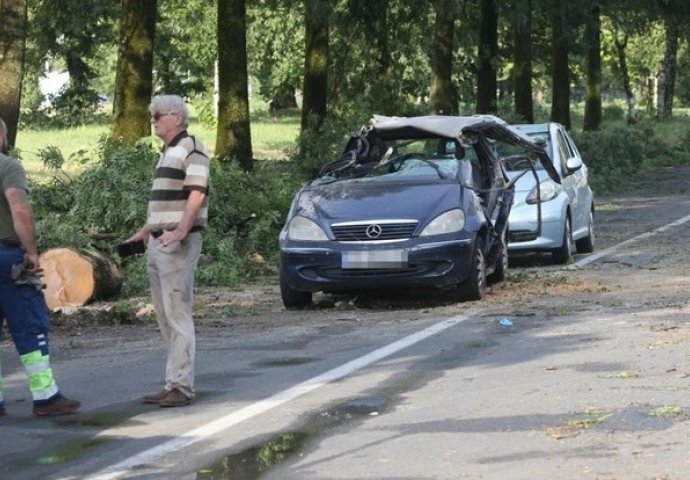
[83,314,469,480]
[571,212,690,268]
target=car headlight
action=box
[526,179,560,204]
[420,209,465,236]
[287,216,329,241]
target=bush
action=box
[571,126,672,192]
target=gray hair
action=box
[149,95,189,128]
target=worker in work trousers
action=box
[0,117,80,417]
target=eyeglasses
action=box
[151,112,178,121]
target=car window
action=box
[563,130,582,159]
[554,130,570,173]
[496,133,547,172]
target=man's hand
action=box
[126,228,150,246]
[157,229,185,247]
[24,253,43,276]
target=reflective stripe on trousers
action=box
[21,350,59,400]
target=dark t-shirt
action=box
[0,153,28,243]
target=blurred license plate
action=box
[342,249,408,269]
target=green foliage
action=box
[571,124,676,192]
[32,136,155,250]
[155,0,217,97]
[197,159,303,285]
[291,114,362,178]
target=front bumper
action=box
[280,236,475,293]
[507,201,565,251]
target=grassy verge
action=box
[15,108,301,181]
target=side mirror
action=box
[566,156,583,173]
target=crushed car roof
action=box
[370,115,560,183]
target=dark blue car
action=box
[279,115,558,308]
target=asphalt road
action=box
[2,166,690,480]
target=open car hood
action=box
[371,115,560,184]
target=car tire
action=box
[458,237,487,301]
[551,216,573,265]
[575,209,595,254]
[487,233,507,284]
[280,270,312,309]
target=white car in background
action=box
[503,122,595,264]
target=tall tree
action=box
[216,0,253,170]
[549,2,570,129]
[32,0,116,120]
[476,0,498,114]
[430,0,458,115]
[110,0,157,144]
[607,7,640,124]
[604,0,663,123]
[0,0,28,148]
[512,0,533,123]
[301,0,330,131]
[346,0,397,114]
[658,14,678,119]
[583,5,602,131]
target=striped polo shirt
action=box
[146,131,210,232]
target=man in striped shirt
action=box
[126,95,210,408]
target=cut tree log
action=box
[39,248,123,311]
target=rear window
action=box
[497,131,548,171]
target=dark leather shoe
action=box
[33,395,81,416]
[159,388,192,408]
[142,389,170,404]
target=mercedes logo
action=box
[365,224,383,239]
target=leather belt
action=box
[0,239,21,248]
[150,226,203,239]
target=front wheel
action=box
[487,233,507,284]
[575,209,595,253]
[280,270,312,309]
[551,217,573,265]
[458,237,487,301]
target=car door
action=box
[556,126,590,236]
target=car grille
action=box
[509,230,539,242]
[331,221,418,241]
[321,265,428,278]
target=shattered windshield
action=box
[313,137,477,185]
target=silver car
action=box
[503,122,595,264]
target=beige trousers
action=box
[147,231,202,398]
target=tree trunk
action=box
[476,0,498,114]
[658,17,678,120]
[216,0,253,171]
[110,0,157,144]
[550,5,570,129]
[358,0,393,114]
[301,0,329,131]
[40,248,123,312]
[429,0,457,115]
[614,33,638,124]
[0,0,28,149]
[583,6,601,131]
[512,0,533,123]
